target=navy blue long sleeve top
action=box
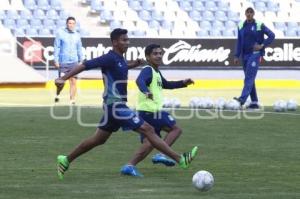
[235,20,275,59]
[136,67,186,93]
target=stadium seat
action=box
[205,1,217,11]
[202,11,214,21]
[158,28,171,37]
[196,30,209,37]
[109,20,122,30]
[136,20,148,30]
[227,11,240,22]
[255,1,266,12]
[146,29,159,37]
[123,21,136,31]
[210,29,222,37]
[0,10,5,20]
[215,11,227,22]
[199,20,212,30]
[30,19,42,29]
[179,1,192,11]
[16,18,29,29]
[46,9,58,20]
[189,10,202,22]
[151,10,164,22]
[287,22,299,29]
[164,11,177,21]
[56,20,66,28]
[148,20,160,30]
[3,19,16,29]
[14,28,26,36]
[172,29,185,37]
[50,0,62,11]
[100,10,113,22]
[192,1,204,11]
[139,10,151,21]
[37,0,50,10]
[20,9,32,20]
[129,0,142,11]
[133,30,146,37]
[59,10,70,20]
[125,10,139,21]
[285,29,297,37]
[212,21,224,31]
[217,1,230,11]
[113,11,126,21]
[79,28,90,36]
[39,28,52,36]
[23,0,37,10]
[43,19,56,29]
[161,20,173,30]
[141,0,154,11]
[267,1,279,12]
[225,20,237,30]
[6,10,19,20]
[223,29,235,37]
[26,28,38,36]
[102,1,116,11]
[274,22,287,31]
[90,0,103,13]
[33,9,45,20]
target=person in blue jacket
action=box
[54,17,84,104]
[234,7,275,109]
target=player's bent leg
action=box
[57,128,112,179]
[68,128,112,162]
[136,122,181,163]
[152,125,182,167]
[128,139,153,166]
[163,125,182,146]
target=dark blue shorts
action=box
[59,62,78,77]
[98,103,144,132]
[138,111,176,142]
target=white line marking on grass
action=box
[1,103,299,116]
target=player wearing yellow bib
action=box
[120,44,194,177]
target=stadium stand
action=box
[0,0,299,37]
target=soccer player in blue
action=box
[120,44,194,177]
[233,7,275,109]
[55,29,198,180]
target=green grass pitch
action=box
[0,107,299,199]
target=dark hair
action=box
[66,16,76,23]
[245,7,254,13]
[145,44,161,56]
[110,28,128,42]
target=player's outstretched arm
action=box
[128,59,146,69]
[183,78,194,86]
[55,63,86,95]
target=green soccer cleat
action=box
[179,146,198,169]
[57,155,69,180]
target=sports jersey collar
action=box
[110,50,125,59]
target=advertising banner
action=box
[16,37,300,69]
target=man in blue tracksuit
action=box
[234,7,275,109]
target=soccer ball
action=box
[286,99,297,111]
[192,170,214,191]
[273,100,287,112]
